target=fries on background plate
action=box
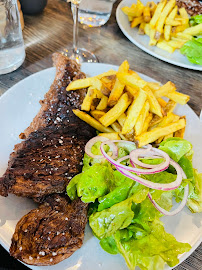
[122,0,202,54]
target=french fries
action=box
[99,93,131,127]
[136,118,186,147]
[122,0,199,54]
[122,89,147,134]
[69,60,190,147]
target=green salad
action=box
[66,137,202,270]
[180,15,202,65]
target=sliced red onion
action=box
[130,147,170,170]
[115,158,183,191]
[148,170,189,215]
[85,136,118,159]
[101,143,170,175]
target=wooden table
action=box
[0,0,201,269]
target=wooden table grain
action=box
[0,0,201,269]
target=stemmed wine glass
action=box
[64,0,98,63]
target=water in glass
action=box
[0,0,25,75]
[78,0,116,27]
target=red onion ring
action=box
[130,147,170,170]
[148,170,189,215]
[85,136,118,159]
[100,142,170,175]
[115,157,183,191]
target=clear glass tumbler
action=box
[0,0,25,75]
[78,0,117,27]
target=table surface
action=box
[0,0,201,269]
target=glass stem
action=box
[72,3,79,54]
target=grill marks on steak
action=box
[0,53,95,200]
[10,194,88,266]
[3,125,87,201]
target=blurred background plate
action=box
[116,0,202,71]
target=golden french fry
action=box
[164,6,178,41]
[149,0,166,29]
[125,85,138,97]
[108,60,130,107]
[147,82,161,91]
[144,23,151,36]
[117,72,147,90]
[157,97,167,107]
[143,86,162,117]
[122,4,138,17]
[136,0,145,16]
[73,109,113,133]
[135,100,150,136]
[148,1,157,16]
[99,132,121,140]
[175,32,192,40]
[156,0,176,34]
[174,117,186,138]
[96,70,117,79]
[165,19,181,26]
[165,91,190,105]
[96,95,108,110]
[179,7,189,19]
[163,133,173,140]
[156,41,175,53]
[101,75,116,91]
[111,122,127,140]
[136,118,186,147]
[131,16,144,28]
[172,24,189,35]
[122,89,147,134]
[142,112,153,133]
[90,110,105,120]
[143,6,151,23]
[81,87,94,111]
[164,99,177,113]
[167,39,186,49]
[149,28,158,46]
[149,112,178,130]
[154,81,176,98]
[138,22,146,34]
[100,93,131,127]
[117,113,127,127]
[149,115,162,127]
[128,15,134,22]
[183,24,202,36]
[67,77,102,91]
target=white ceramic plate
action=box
[116,0,202,71]
[0,63,201,270]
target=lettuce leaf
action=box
[187,169,202,213]
[159,138,192,162]
[180,38,202,65]
[89,197,135,239]
[189,15,202,26]
[113,222,191,270]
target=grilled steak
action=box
[176,0,202,16]
[0,53,95,201]
[10,194,88,266]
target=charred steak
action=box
[0,53,95,201]
[10,194,88,266]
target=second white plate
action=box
[116,0,202,71]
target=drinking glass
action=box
[64,0,98,64]
[78,0,117,27]
[0,0,25,75]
